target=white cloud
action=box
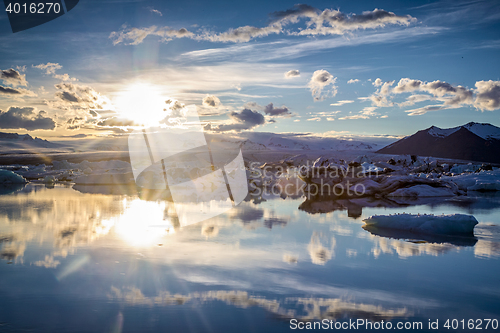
[474,80,500,111]
[149,8,162,16]
[284,70,300,78]
[308,69,337,101]
[33,62,62,75]
[1,68,28,87]
[338,114,370,120]
[330,100,354,106]
[33,62,77,82]
[202,94,221,107]
[347,79,360,84]
[110,6,416,45]
[366,77,486,115]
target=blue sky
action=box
[0,0,499,138]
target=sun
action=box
[114,82,169,127]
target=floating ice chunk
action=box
[0,170,27,184]
[363,213,478,235]
[284,154,308,167]
[353,155,372,164]
[467,180,500,192]
[387,185,455,197]
[74,173,135,185]
[43,175,56,184]
[360,162,383,174]
[52,160,73,170]
[450,163,482,174]
[442,169,500,191]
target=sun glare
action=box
[113,199,174,247]
[114,83,169,127]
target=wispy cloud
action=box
[330,100,354,106]
[180,27,446,63]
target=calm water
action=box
[0,184,499,332]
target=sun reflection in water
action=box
[111,199,174,247]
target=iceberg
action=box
[363,213,478,235]
[0,170,28,184]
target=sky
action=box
[0,0,499,139]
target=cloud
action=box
[32,62,62,75]
[34,255,60,268]
[0,85,36,97]
[149,7,162,16]
[330,100,354,106]
[1,68,27,87]
[97,117,137,127]
[110,26,195,45]
[397,94,434,107]
[338,114,370,120]
[295,8,416,36]
[284,70,300,78]
[110,6,416,45]
[181,27,444,63]
[209,108,265,132]
[264,103,291,116]
[338,106,378,120]
[53,73,78,82]
[308,70,337,101]
[308,233,334,265]
[474,80,500,111]
[390,78,473,106]
[33,62,77,82]
[367,77,480,115]
[347,79,359,84]
[405,105,449,116]
[201,24,282,43]
[0,106,56,130]
[202,94,221,107]
[49,82,111,111]
[66,116,86,130]
[269,4,319,22]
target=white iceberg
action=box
[363,213,478,235]
[467,180,500,192]
[387,185,456,197]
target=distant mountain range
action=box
[377,122,500,163]
[0,132,62,150]
[234,132,379,151]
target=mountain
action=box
[234,132,378,151]
[0,132,63,151]
[377,122,500,163]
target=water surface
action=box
[0,184,499,332]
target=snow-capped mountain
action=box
[378,122,500,163]
[232,132,378,151]
[428,122,500,140]
[0,132,62,150]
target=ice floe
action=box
[363,213,478,235]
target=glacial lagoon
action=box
[0,184,499,332]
